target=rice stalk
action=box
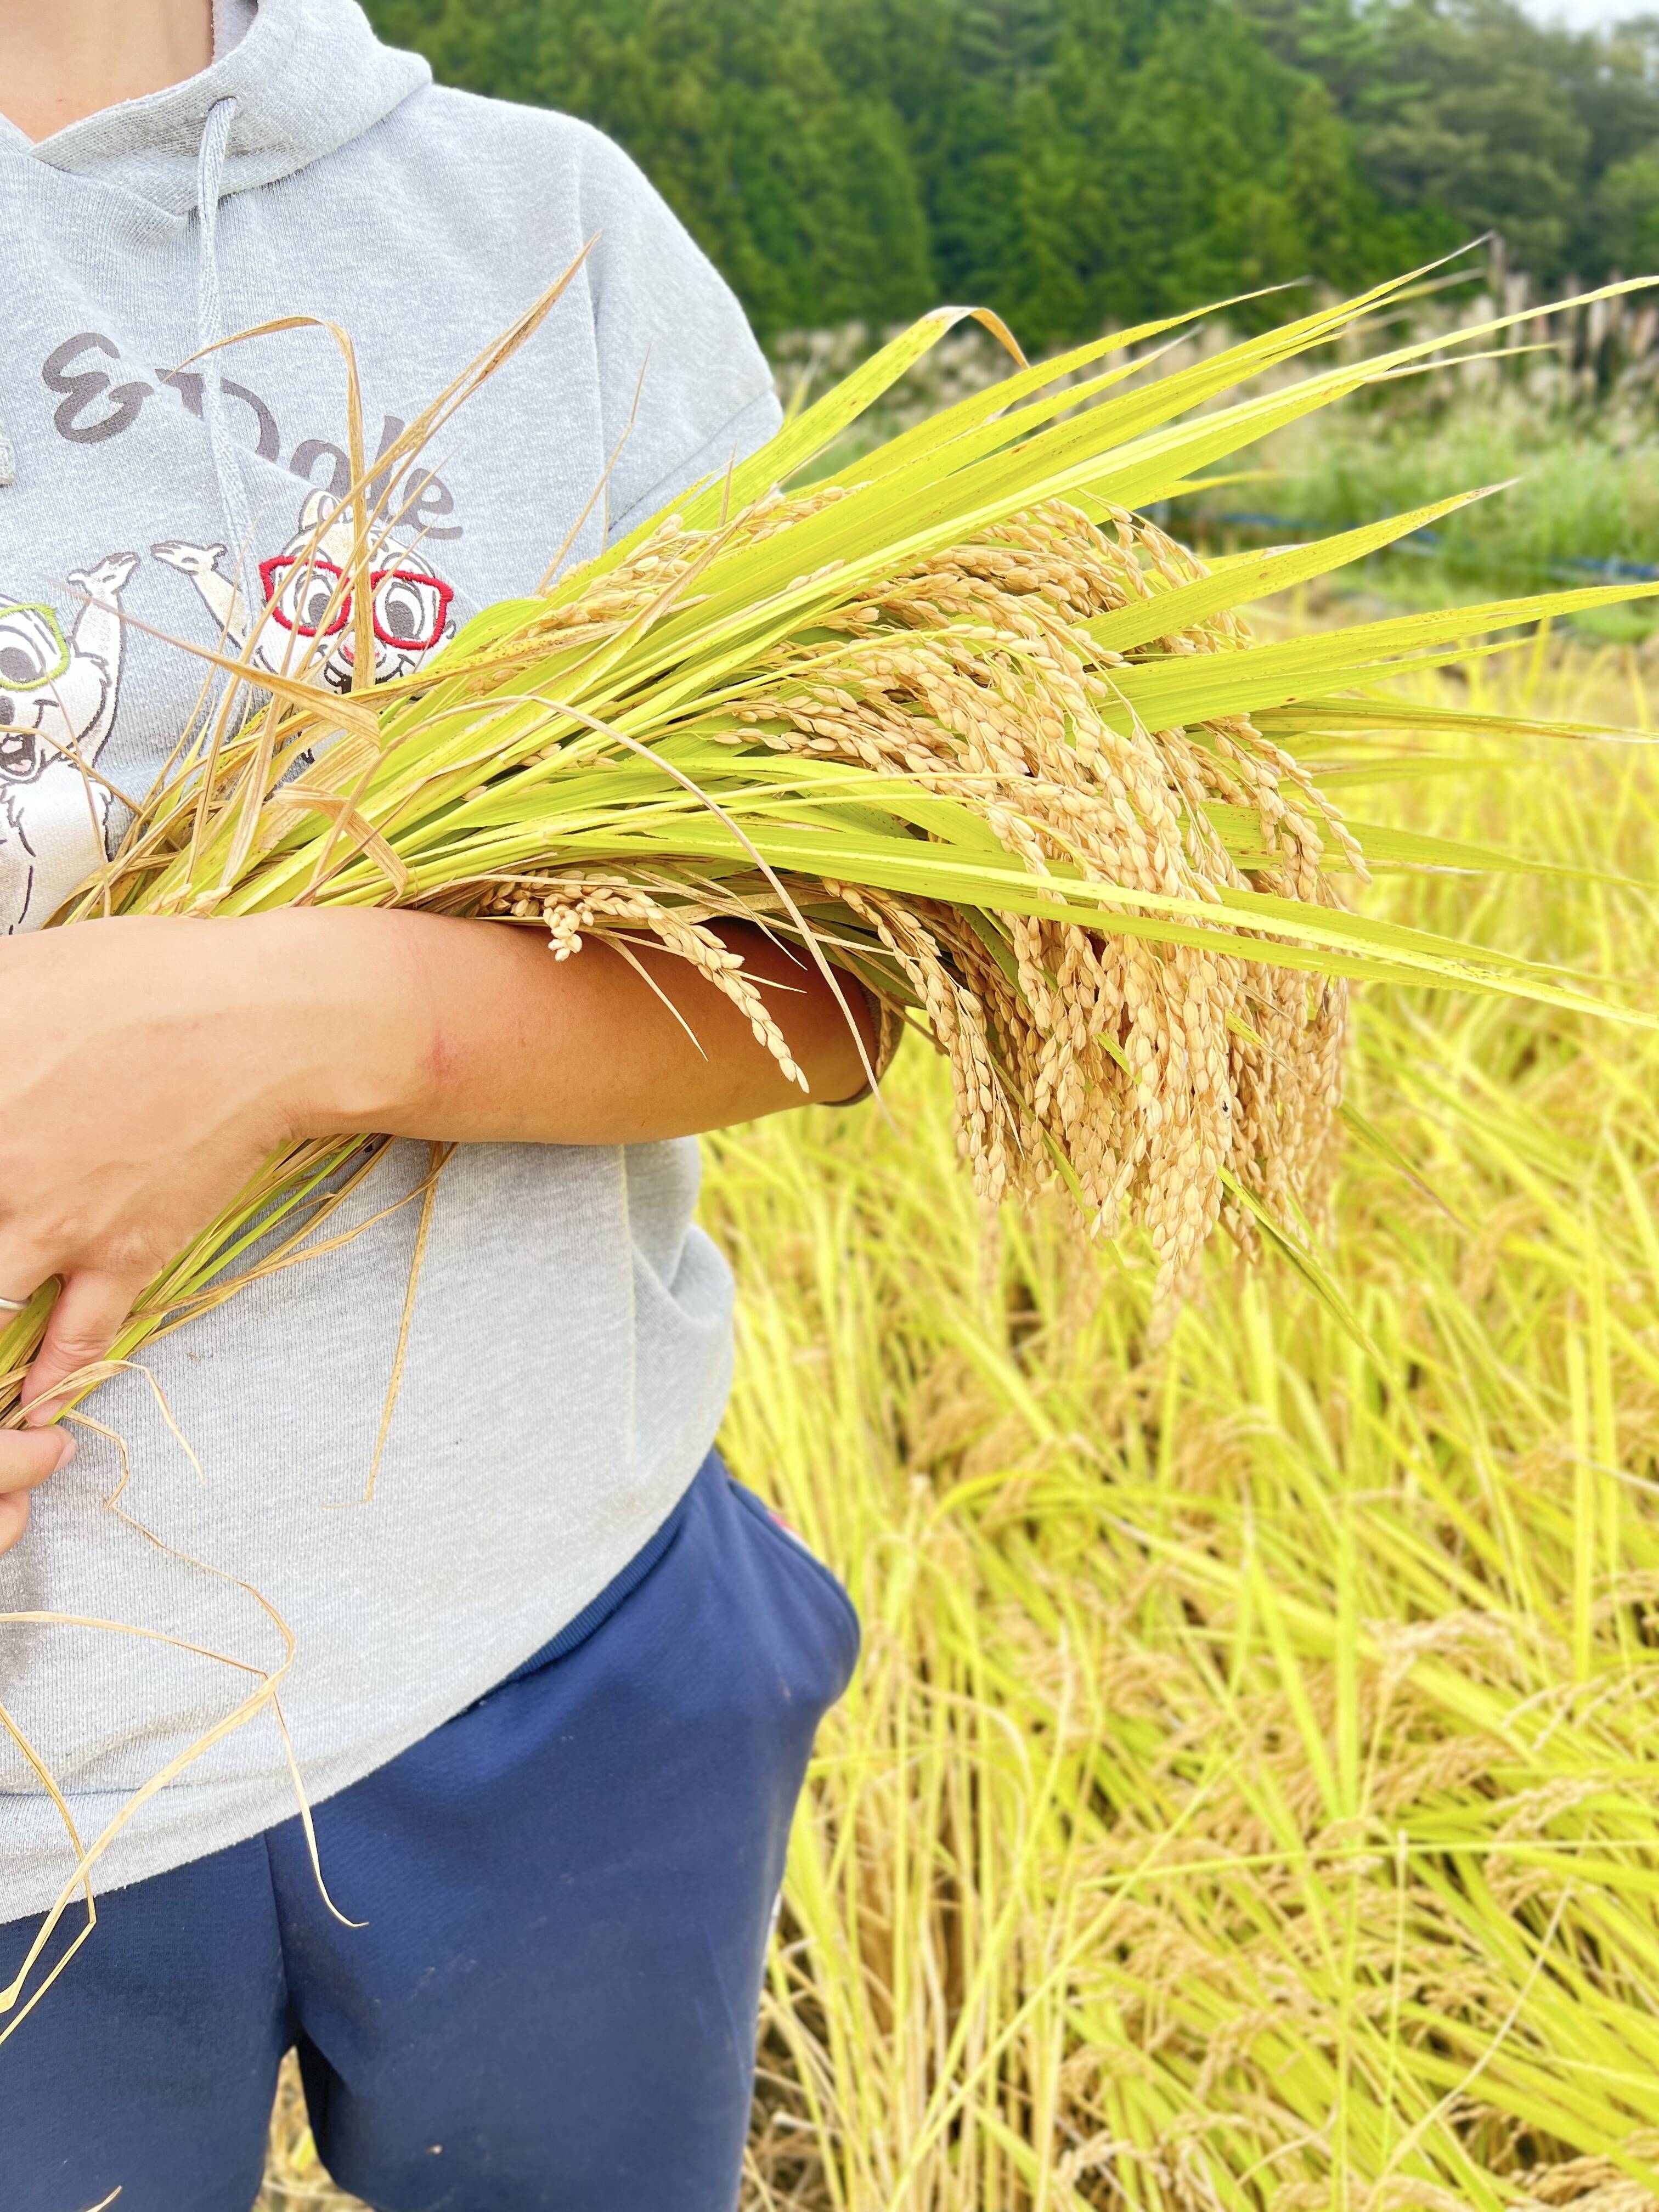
[18,261,1659,2021]
[709,630,1659,2209]
[16,257,1659,1396]
[254,635,1659,2208]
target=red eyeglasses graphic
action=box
[259,554,455,653]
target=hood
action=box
[2,0,430,215]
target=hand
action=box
[0,909,423,1554]
[0,1429,76,1556]
[0,901,873,1555]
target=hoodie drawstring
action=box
[195,97,257,622]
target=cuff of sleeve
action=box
[826,984,905,1108]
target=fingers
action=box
[0,1426,76,1558]
[0,1492,27,1556]
[0,1263,130,1557]
[0,1426,76,1492]
[22,1270,141,1427]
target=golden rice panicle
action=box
[699,496,1350,1293]
[472,491,1358,1296]
[483,873,808,1091]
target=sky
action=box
[1520,0,1649,23]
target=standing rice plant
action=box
[708,636,1659,2211]
[259,639,1659,2212]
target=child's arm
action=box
[0,906,877,1544]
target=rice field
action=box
[262,623,1659,2210]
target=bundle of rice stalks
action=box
[10,262,1659,1407]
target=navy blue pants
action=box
[1,1454,859,2212]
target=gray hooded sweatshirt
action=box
[0,0,781,1922]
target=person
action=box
[0,5,871,2207]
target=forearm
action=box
[275,906,875,1147]
[0,904,873,1456]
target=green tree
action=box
[1597,148,1659,275]
[368,0,1632,348]
[1236,0,1659,286]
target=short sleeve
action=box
[571,125,783,543]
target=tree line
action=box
[364,0,1659,350]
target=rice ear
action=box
[25,268,1659,1379]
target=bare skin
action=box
[0,911,871,1550]
[0,10,873,1550]
[0,0,213,142]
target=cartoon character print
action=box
[0,551,138,933]
[153,490,458,696]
